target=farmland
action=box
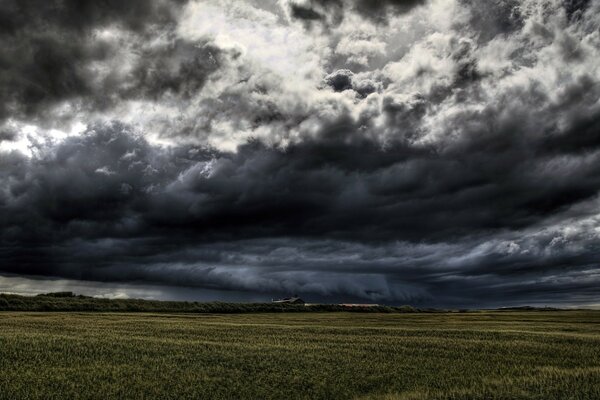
[0,311,599,399]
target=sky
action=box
[0,0,599,308]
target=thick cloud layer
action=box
[1,0,599,307]
[287,0,427,26]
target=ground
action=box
[0,311,599,399]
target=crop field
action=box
[0,311,599,400]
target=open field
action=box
[0,311,599,399]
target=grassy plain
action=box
[0,311,599,399]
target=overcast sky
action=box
[1,0,599,308]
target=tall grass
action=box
[0,311,598,399]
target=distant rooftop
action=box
[272,296,305,304]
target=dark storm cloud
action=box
[124,39,223,101]
[0,127,16,142]
[1,0,600,307]
[353,0,427,22]
[286,0,426,26]
[0,0,184,35]
[2,103,600,306]
[290,3,324,21]
[324,69,354,91]
[0,0,227,124]
[323,69,381,98]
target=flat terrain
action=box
[0,311,599,400]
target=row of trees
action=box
[0,293,420,313]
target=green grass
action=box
[0,311,599,399]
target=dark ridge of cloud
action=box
[286,0,344,26]
[287,0,426,26]
[290,3,324,20]
[0,33,101,120]
[0,0,206,124]
[0,0,184,36]
[353,0,427,23]
[2,230,599,307]
[3,106,600,248]
[541,113,600,155]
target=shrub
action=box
[37,292,76,298]
[0,297,9,309]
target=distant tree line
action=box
[0,293,422,313]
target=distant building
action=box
[272,296,305,304]
[339,304,379,308]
